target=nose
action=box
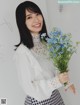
[34,16,39,22]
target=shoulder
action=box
[15,43,30,54]
[13,44,30,60]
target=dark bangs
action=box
[25,6,42,15]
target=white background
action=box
[0,0,80,105]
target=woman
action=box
[14,1,74,105]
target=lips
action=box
[32,23,41,28]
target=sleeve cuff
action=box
[48,76,63,89]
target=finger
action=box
[69,85,76,94]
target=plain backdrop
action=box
[0,0,80,105]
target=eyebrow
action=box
[26,13,32,17]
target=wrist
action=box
[64,82,73,90]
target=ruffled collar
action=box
[31,33,41,45]
[31,33,49,58]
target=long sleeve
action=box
[13,46,62,101]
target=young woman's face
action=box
[25,10,43,35]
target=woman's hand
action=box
[58,72,69,84]
[65,83,76,94]
[58,72,76,94]
[68,84,76,94]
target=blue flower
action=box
[60,44,64,48]
[53,31,62,36]
[49,47,54,52]
[49,28,62,37]
[47,38,58,44]
[42,27,79,73]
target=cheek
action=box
[25,21,31,29]
[41,19,43,27]
[40,17,43,25]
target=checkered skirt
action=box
[24,89,65,105]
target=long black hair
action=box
[15,1,48,49]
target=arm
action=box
[14,50,62,100]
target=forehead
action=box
[25,8,40,15]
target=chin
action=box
[36,27,42,31]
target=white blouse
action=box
[13,34,62,101]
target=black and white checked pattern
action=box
[24,89,65,105]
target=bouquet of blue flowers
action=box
[41,27,80,89]
[41,27,79,74]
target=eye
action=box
[26,16,32,20]
[36,13,40,16]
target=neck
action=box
[31,33,41,45]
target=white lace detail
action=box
[30,34,49,58]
